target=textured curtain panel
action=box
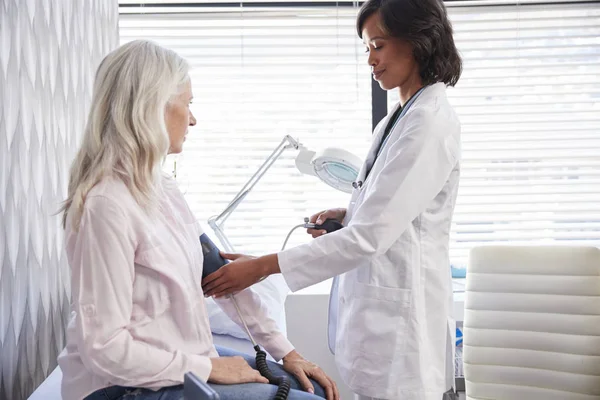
[0,1,118,399]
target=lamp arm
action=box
[207,135,303,252]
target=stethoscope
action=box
[352,180,363,189]
[351,85,428,191]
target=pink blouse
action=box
[58,176,294,400]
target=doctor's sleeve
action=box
[278,108,460,291]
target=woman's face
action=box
[165,80,196,155]
[362,12,420,91]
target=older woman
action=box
[58,40,338,400]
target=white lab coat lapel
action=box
[354,102,402,187]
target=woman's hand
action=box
[208,356,269,385]
[307,208,346,238]
[202,253,278,298]
[282,351,340,400]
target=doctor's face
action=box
[165,79,196,155]
[362,12,420,91]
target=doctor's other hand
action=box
[283,351,340,400]
[208,356,269,385]
[307,208,346,238]
[202,252,272,298]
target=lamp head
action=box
[295,147,362,193]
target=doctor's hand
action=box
[202,252,278,298]
[307,208,346,238]
[283,350,340,400]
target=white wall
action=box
[286,290,355,400]
[0,1,118,399]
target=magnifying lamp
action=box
[208,135,362,252]
[295,147,362,194]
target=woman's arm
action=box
[213,289,294,361]
[213,289,339,399]
[70,195,212,386]
[202,107,460,296]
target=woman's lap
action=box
[113,384,320,400]
[85,346,325,400]
[210,382,320,400]
[214,346,326,398]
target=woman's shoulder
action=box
[64,177,136,237]
[75,176,150,236]
[412,83,448,112]
[87,175,135,207]
[409,84,460,129]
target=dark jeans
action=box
[84,346,326,400]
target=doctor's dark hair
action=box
[357,0,462,87]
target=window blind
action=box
[120,1,600,265]
[387,3,600,265]
[119,3,372,255]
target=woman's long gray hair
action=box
[61,40,189,229]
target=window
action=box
[389,2,600,265]
[120,1,600,265]
[119,1,371,255]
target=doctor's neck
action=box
[398,75,424,107]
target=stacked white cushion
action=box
[463,246,600,400]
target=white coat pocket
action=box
[337,282,412,396]
[347,282,411,358]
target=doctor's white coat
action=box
[278,82,461,400]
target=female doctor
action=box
[203,0,462,398]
